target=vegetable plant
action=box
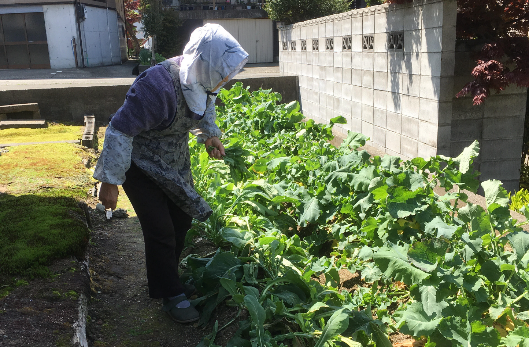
[185,82,529,347]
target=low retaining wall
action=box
[0,75,298,125]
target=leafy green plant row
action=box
[184,82,529,347]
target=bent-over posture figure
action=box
[93,24,248,323]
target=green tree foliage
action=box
[264,0,352,25]
[140,0,163,39]
[365,0,384,6]
[140,0,183,61]
[155,8,184,58]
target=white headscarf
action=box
[179,23,249,115]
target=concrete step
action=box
[0,119,47,129]
[0,103,41,120]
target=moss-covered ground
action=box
[0,123,95,282]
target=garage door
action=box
[0,12,51,69]
[204,19,273,64]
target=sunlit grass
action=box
[0,143,93,195]
[0,123,83,144]
[0,126,94,279]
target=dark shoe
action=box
[162,296,199,323]
[183,283,197,298]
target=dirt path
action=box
[86,212,211,347]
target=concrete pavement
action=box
[0,60,291,124]
[0,60,280,90]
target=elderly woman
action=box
[93,24,248,323]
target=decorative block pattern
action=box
[363,35,374,50]
[388,32,404,50]
[343,36,352,51]
[312,39,319,51]
[326,38,334,51]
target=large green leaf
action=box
[424,216,458,239]
[244,295,269,346]
[501,326,529,347]
[300,197,320,226]
[314,308,350,347]
[340,131,368,151]
[380,156,401,174]
[420,285,448,316]
[284,100,300,115]
[271,284,304,306]
[372,246,430,285]
[458,203,491,235]
[438,316,469,346]
[337,151,370,168]
[507,231,529,266]
[221,228,253,249]
[353,193,374,219]
[395,302,441,336]
[461,233,483,261]
[482,180,510,209]
[267,156,291,170]
[351,166,377,192]
[454,140,479,174]
[330,116,347,125]
[203,251,242,286]
[462,275,488,303]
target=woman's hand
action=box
[205,136,225,159]
[99,182,119,210]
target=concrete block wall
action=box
[451,42,527,192]
[279,0,458,161]
[279,0,528,190]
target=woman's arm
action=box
[93,66,177,209]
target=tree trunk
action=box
[151,35,157,66]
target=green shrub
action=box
[510,188,529,212]
[139,48,151,65]
[138,49,166,65]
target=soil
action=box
[0,197,420,347]
[0,198,240,347]
[86,205,244,347]
[0,257,89,347]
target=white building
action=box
[0,0,127,69]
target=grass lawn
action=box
[0,123,83,144]
[0,124,96,285]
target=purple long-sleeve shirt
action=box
[111,64,179,136]
[93,59,222,187]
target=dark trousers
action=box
[122,162,193,299]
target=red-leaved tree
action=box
[388,0,529,105]
[456,0,529,105]
[125,0,143,56]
